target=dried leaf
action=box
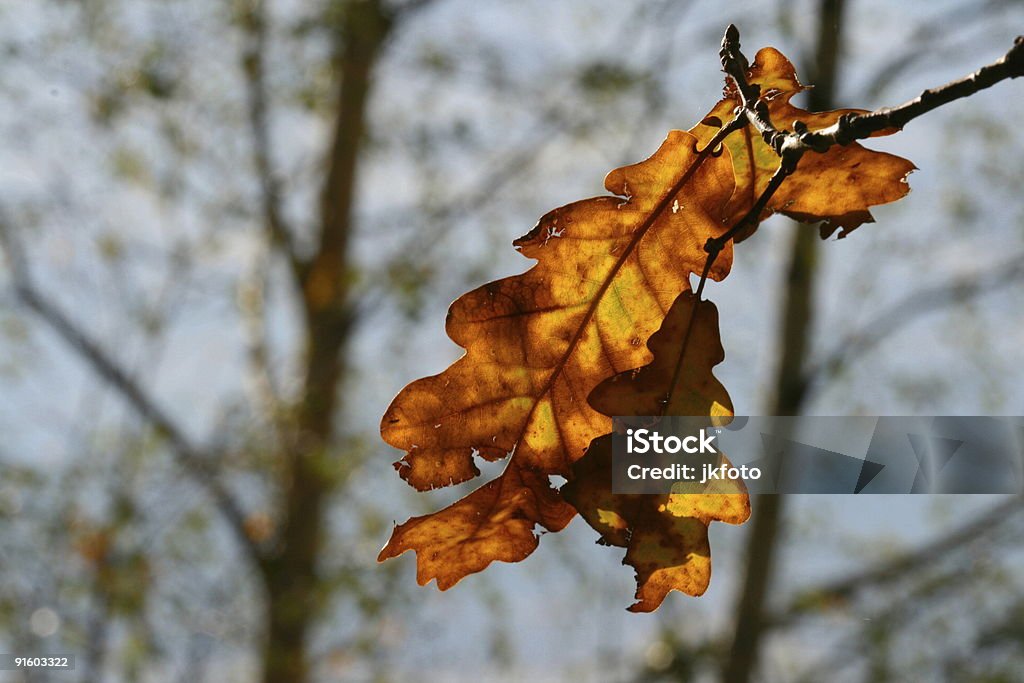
[379,133,736,587]
[380,42,915,603]
[564,293,749,611]
[692,47,916,241]
[377,461,572,589]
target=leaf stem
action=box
[691,24,1024,301]
[677,24,1023,415]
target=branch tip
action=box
[724,24,740,46]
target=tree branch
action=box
[238,240,285,427]
[719,25,1024,159]
[768,494,1024,629]
[694,26,1024,297]
[862,0,1014,98]
[257,3,392,679]
[720,7,846,683]
[0,217,264,568]
[240,0,307,281]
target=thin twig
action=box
[660,25,1023,451]
[720,24,1024,159]
[689,25,1024,299]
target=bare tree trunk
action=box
[258,3,391,682]
[721,1,845,681]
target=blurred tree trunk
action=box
[258,2,392,682]
[721,1,845,681]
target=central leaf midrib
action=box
[512,139,724,469]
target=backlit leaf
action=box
[563,293,749,611]
[379,133,736,587]
[380,41,915,606]
[692,47,915,241]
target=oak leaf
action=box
[692,47,916,241]
[379,132,736,588]
[563,292,749,612]
[379,41,914,601]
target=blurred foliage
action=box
[0,0,1022,681]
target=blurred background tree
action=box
[1,1,1022,682]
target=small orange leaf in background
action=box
[379,39,913,609]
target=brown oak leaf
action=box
[379,132,736,588]
[380,42,915,599]
[692,47,916,241]
[563,292,749,612]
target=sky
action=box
[1,0,1023,680]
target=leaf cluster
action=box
[378,35,913,610]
